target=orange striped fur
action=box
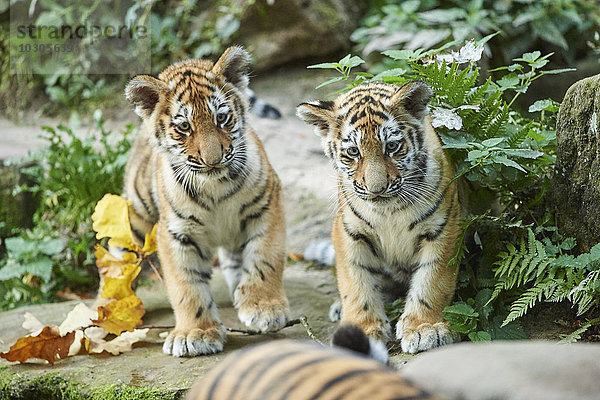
[123,47,289,356]
[187,339,439,400]
[297,81,460,353]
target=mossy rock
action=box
[553,74,600,253]
[237,0,367,71]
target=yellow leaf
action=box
[101,263,141,300]
[142,223,158,254]
[93,295,145,335]
[92,194,140,252]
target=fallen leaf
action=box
[141,223,158,254]
[68,330,85,356]
[22,313,45,336]
[93,295,145,335]
[287,252,304,262]
[0,326,75,365]
[92,194,140,252]
[101,263,141,301]
[95,245,127,280]
[58,303,98,336]
[88,328,151,355]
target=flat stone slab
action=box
[403,341,600,400]
[0,263,340,390]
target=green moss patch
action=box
[0,367,185,400]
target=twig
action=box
[226,318,302,335]
[146,257,164,284]
[300,316,324,345]
[140,319,302,334]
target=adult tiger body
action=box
[123,46,289,357]
[297,81,461,354]
[187,332,438,400]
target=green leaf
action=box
[315,76,346,89]
[497,73,519,89]
[382,49,417,61]
[4,237,36,258]
[481,137,505,147]
[468,149,488,161]
[38,238,66,256]
[503,149,544,159]
[515,51,541,63]
[490,316,528,340]
[307,62,339,70]
[0,257,53,282]
[444,302,478,317]
[468,331,492,342]
[494,156,527,172]
[540,68,576,75]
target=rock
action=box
[238,0,366,71]
[401,341,600,400]
[553,74,600,253]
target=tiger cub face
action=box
[297,81,434,207]
[125,47,251,180]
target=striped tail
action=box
[332,324,389,365]
[246,88,281,119]
[304,240,335,266]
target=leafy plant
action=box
[309,35,600,341]
[0,116,134,310]
[353,0,600,66]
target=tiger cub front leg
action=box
[233,194,289,332]
[158,222,225,356]
[334,217,391,341]
[396,242,458,354]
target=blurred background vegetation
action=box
[0,0,599,341]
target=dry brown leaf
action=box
[22,313,45,336]
[56,288,94,301]
[93,295,145,335]
[87,328,151,355]
[287,251,304,261]
[0,326,75,365]
[58,303,98,336]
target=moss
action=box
[0,367,185,400]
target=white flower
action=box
[432,107,463,130]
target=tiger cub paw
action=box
[396,320,456,354]
[238,301,290,332]
[162,326,225,357]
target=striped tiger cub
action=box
[296,81,461,354]
[187,325,439,400]
[123,46,290,356]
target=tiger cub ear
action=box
[391,80,434,120]
[213,46,251,90]
[296,101,335,137]
[125,75,168,119]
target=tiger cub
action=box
[123,46,289,356]
[296,81,460,354]
[187,326,440,400]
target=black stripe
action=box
[257,268,265,281]
[169,162,211,210]
[239,176,269,216]
[171,206,204,226]
[219,348,309,400]
[196,306,203,318]
[270,354,353,400]
[343,222,380,258]
[264,263,275,272]
[345,197,374,228]
[190,269,212,284]
[237,232,265,253]
[418,297,432,310]
[310,369,372,399]
[409,184,449,230]
[169,230,209,261]
[355,262,394,280]
[214,178,245,202]
[132,227,145,244]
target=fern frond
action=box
[503,280,553,326]
[560,317,600,343]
